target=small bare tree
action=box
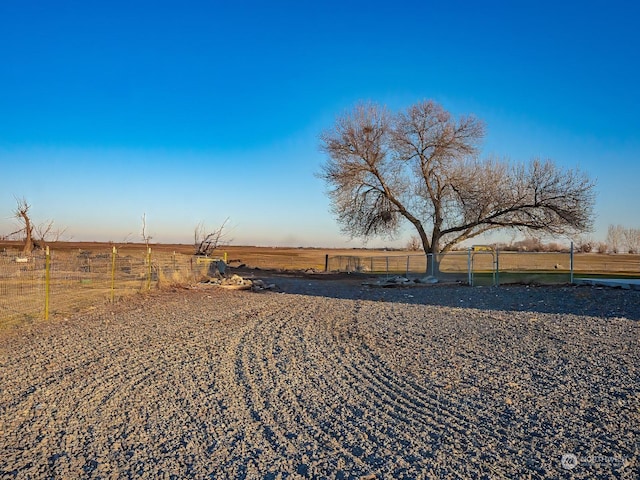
[34,219,68,248]
[320,100,596,272]
[406,235,423,251]
[11,197,35,255]
[141,213,152,248]
[194,218,230,256]
[513,236,545,252]
[623,227,640,254]
[575,236,594,253]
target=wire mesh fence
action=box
[0,253,45,325]
[326,250,640,286]
[326,254,426,275]
[0,248,210,327]
[2,245,639,327]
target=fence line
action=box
[0,247,212,326]
[326,250,640,286]
[3,245,640,326]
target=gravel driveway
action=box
[1,275,638,479]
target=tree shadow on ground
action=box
[251,270,640,321]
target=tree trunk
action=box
[21,214,33,256]
[425,237,441,276]
[426,250,442,276]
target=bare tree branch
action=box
[194,218,230,256]
[11,197,69,253]
[34,220,68,247]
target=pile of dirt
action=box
[201,274,277,291]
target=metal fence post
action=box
[44,246,51,320]
[111,246,117,302]
[570,241,574,284]
[146,247,152,290]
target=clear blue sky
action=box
[1,1,638,247]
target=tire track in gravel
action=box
[233,295,478,477]
[2,286,638,479]
[0,291,269,478]
[210,295,315,476]
[320,299,537,477]
[293,298,410,475]
[306,300,479,476]
[345,300,639,478]
[230,295,377,477]
[227,294,435,477]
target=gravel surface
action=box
[1,273,638,479]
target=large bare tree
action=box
[319,100,596,270]
[10,197,68,254]
[12,197,35,255]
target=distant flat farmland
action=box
[2,241,639,275]
[219,246,427,271]
[192,247,640,277]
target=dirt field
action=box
[1,274,638,479]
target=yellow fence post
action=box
[111,246,117,302]
[147,247,152,291]
[224,251,228,263]
[44,246,51,320]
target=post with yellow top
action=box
[111,246,117,302]
[44,246,51,320]
[146,247,152,291]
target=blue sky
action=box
[1,0,638,247]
